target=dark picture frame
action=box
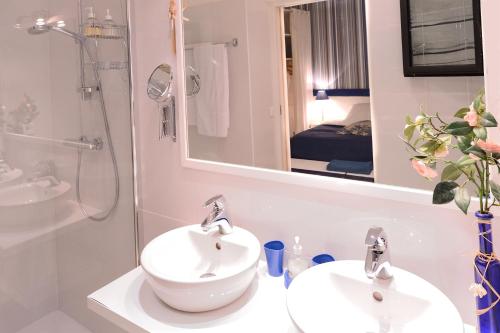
[400,0,484,77]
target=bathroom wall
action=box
[131,0,500,327]
[367,0,484,190]
[185,0,283,170]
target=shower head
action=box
[27,24,51,34]
[27,20,86,43]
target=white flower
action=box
[469,283,488,298]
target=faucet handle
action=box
[204,194,225,210]
[365,227,387,248]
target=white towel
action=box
[192,44,230,137]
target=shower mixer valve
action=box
[63,136,104,151]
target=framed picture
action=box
[400,0,483,77]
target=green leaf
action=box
[474,97,481,112]
[405,115,414,125]
[457,155,477,167]
[445,121,473,136]
[420,141,440,154]
[455,107,470,118]
[490,181,500,202]
[473,127,487,140]
[454,187,471,214]
[440,135,453,145]
[481,112,498,127]
[457,135,473,153]
[441,164,462,182]
[404,125,416,141]
[433,181,459,204]
[466,145,487,159]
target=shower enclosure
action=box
[0,0,136,332]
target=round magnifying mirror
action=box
[147,64,173,103]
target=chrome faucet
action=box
[365,227,393,280]
[201,195,233,235]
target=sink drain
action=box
[200,272,216,278]
[372,291,383,302]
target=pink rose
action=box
[464,110,479,127]
[411,160,438,178]
[477,140,500,154]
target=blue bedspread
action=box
[290,125,373,162]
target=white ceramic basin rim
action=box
[0,181,71,207]
[286,260,464,333]
[140,224,261,312]
[0,168,23,187]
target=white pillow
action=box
[324,103,371,126]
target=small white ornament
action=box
[469,283,488,298]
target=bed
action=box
[290,124,373,162]
[290,123,374,182]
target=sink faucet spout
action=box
[365,227,393,280]
[201,195,233,235]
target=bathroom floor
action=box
[16,311,92,333]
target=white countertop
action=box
[88,262,476,333]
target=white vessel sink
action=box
[0,180,71,228]
[0,168,23,188]
[287,260,463,333]
[140,224,260,312]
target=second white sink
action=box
[141,224,260,312]
[0,180,71,228]
[287,260,463,333]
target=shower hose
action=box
[75,41,120,221]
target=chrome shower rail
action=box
[6,132,103,151]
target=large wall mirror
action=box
[179,0,484,191]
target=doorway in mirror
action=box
[283,0,374,182]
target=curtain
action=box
[298,0,369,90]
[290,9,314,134]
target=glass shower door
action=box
[0,1,136,332]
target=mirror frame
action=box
[173,0,486,208]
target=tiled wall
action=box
[367,0,484,190]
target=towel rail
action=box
[185,38,238,50]
[6,132,103,151]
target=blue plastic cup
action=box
[264,240,285,277]
[312,254,335,266]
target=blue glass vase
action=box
[474,212,500,333]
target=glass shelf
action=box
[80,25,127,40]
[93,61,129,71]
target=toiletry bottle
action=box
[288,236,309,278]
[102,9,119,38]
[84,7,101,38]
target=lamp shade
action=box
[316,90,329,101]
